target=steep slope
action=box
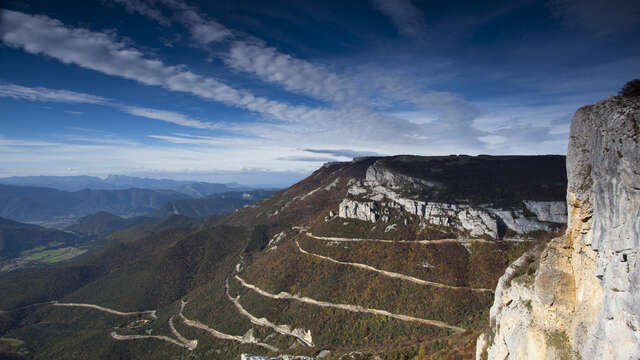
[0,185,189,224]
[477,95,640,359]
[0,155,567,360]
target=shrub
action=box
[619,79,640,97]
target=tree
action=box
[619,79,640,97]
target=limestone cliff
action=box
[338,165,565,239]
[478,95,640,359]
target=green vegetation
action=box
[0,337,24,347]
[0,217,80,259]
[21,247,87,263]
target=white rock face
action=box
[337,165,566,239]
[523,201,567,223]
[490,209,554,234]
[458,209,498,238]
[338,199,379,222]
[365,163,439,190]
[480,96,640,360]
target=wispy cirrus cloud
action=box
[0,83,108,104]
[371,0,427,39]
[0,82,219,130]
[110,0,231,45]
[148,133,259,146]
[120,106,220,129]
[225,41,356,103]
[0,10,446,147]
[303,148,384,158]
[276,156,337,162]
[0,10,331,126]
[0,138,61,147]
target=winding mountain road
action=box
[234,275,465,333]
[169,315,198,350]
[178,300,279,352]
[226,281,314,347]
[110,331,195,349]
[296,240,492,293]
[51,301,200,350]
[52,302,157,319]
[304,232,494,245]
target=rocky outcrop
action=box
[338,199,379,222]
[478,96,640,359]
[523,201,567,224]
[338,170,565,239]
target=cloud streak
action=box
[0,82,219,129]
[110,0,231,45]
[0,10,339,126]
[371,0,427,39]
[225,41,356,103]
[303,148,384,158]
[120,106,220,129]
[0,84,108,104]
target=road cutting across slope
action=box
[52,302,157,319]
[169,315,198,350]
[226,280,314,347]
[295,240,492,293]
[304,232,495,244]
[234,275,465,333]
[110,331,195,349]
[52,301,198,349]
[178,300,279,352]
[302,230,531,244]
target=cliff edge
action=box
[477,95,640,359]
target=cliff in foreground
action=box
[477,95,640,359]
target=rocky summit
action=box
[477,95,640,360]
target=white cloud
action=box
[371,0,427,39]
[110,0,172,25]
[0,138,61,147]
[225,41,356,103]
[0,82,218,130]
[148,133,259,146]
[1,10,332,126]
[109,0,231,45]
[120,106,220,129]
[478,135,507,145]
[0,83,108,104]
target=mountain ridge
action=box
[0,154,569,359]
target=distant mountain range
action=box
[0,183,277,226]
[0,184,189,224]
[0,175,247,197]
[64,190,276,238]
[152,190,277,218]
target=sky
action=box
[1,0,639,186]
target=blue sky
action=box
[1,0,639,186]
